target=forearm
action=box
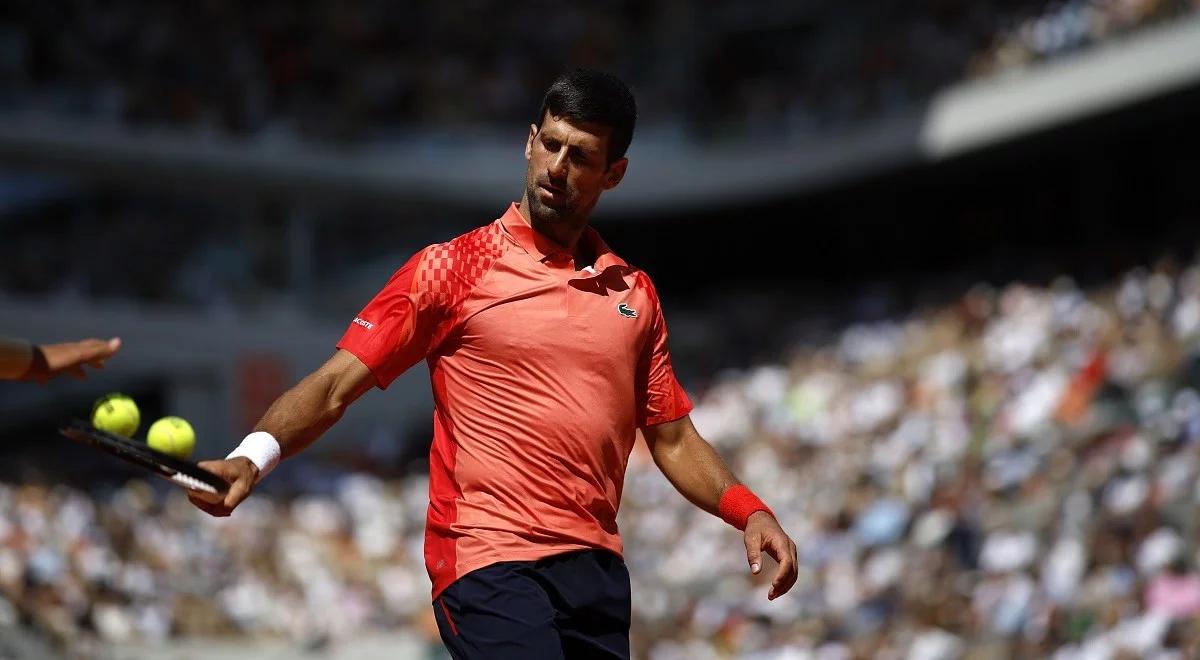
[650,425,740,517]
[253,370,352,460]
[645,417,795,598]
[213,350,375,491]
[0,338,34,380]
[193,351,373,515]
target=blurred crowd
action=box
[5,257,1200,658]
[969,0,1198,77]
[0,473,446,658]
[636,259,1200,658]
[0,193,319,311]
[2,0,1196,144]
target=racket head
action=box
[59,419,229,496]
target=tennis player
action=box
[0,336,121,381]
[190,69,796,659]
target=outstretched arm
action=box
[1,337,121,381]
[188,349,376,516]
[250,349,376,460]
[642,415,798,600]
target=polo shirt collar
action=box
[499,202,628,272]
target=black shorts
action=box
[432,549,632,660]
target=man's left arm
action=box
[642,414,798,600]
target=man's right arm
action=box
[188,349,376,517]
[191,243,451,516]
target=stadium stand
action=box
[2,2,1200,659]
[4,260,1200,657]
[1,0,1194,142]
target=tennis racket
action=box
[59,419,229,496]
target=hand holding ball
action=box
[147,416,196,460]
[92,393,140,437]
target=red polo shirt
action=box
[336,203,692,598]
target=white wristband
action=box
[226,431,282,481]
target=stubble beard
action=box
[525,178,575,228]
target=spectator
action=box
[9,218,1200,657]
[2,1,1195,144]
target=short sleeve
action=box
[336,248,448,389]
[635,292,693,428]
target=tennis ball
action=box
[92,393,140,437]
[147,416,195,460]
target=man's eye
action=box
[543,138,560,151]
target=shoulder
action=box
[414,222,509,299]
[417,222,507,264]
[629,266,663,305]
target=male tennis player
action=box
[0,336,121,381]
[190,69,796,659]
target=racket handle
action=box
[173,472,220,495]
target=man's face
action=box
[524,112,627,228]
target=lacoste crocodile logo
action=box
[617,303,638,318]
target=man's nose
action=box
[547,151,568,179]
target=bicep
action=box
[641,414,696,456]
[315,349,377,409]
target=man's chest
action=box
[453,265,652,374]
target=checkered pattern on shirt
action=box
[417,221,507,311]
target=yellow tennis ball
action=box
[92,393,140,437]
[147,416,195,460]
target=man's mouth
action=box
[538,182,565,197]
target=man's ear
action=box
[525,124,538,161]
[603,158,628,190]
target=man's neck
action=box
[517,196,590,262]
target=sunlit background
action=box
[2,2,1200,658]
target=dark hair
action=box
[536,69,637,164]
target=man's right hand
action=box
[187,457,259,517]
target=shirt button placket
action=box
[546,253,572,318]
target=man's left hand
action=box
[744,510,797,600]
